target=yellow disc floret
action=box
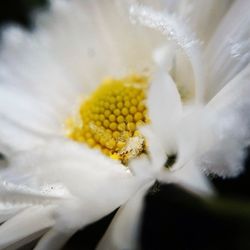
[66,75,149,164]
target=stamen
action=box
[66,75,149,164]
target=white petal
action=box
[0,118,45,155]
[152,105,213,195]
[0,139,148,248]
[0,172,69,225]
[174,106,203,169]
[5,139,143,202]
[136,0,179,11]
[0,0,166,144]
[171,64,250,179]
[198,139,246,178]
[0,178,68,210]
[147,68,182,153]
[198,64,250,177]
[0,204,27,224]
[97,181,153,250]
[0,86,63,135]
[158,160,213,195]
[0,26,81,127]
[130,4,205,102]
[173,0,232,101]
[139,127,166,172]
[0,0,163,97]
[177,0,233,44]
[0,205,55,249]
[205,0,250,100]
[34,0,163,85]
[34,228,77,250]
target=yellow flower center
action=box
[66,75,149,164]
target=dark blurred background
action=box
[1,1,250,250]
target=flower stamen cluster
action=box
[67,75,149,163]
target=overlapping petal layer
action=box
[0,0,249,249]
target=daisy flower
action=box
[0,0,250,249]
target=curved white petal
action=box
[4,138,142,199]
[205,0,250,100]
[147,68,182,153]
[153,105,213,195]
[0,0,166,146]
[198,63,250,177]
[158,160,213,196]
[0,118,45,155]
[0,205,55,249]
[0,168,70,226]
[198,139,246,178]
[97,181,153,250]
[173,106,203,169]
[177,0,233,44]
[0,204,27,224]
[129,4,205,103]
[139,127,166,173]
[34,228,77,250]
[0,25,81,131]
[135,0,181,11]
[173,0,232,103]
[171,64,250,179]
[34,0,164,86]
[0,139,148,249]
[0,86,63,135]
[0,178,68,210]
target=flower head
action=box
[0,0,250,249]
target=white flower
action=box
[0,0,250,250]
